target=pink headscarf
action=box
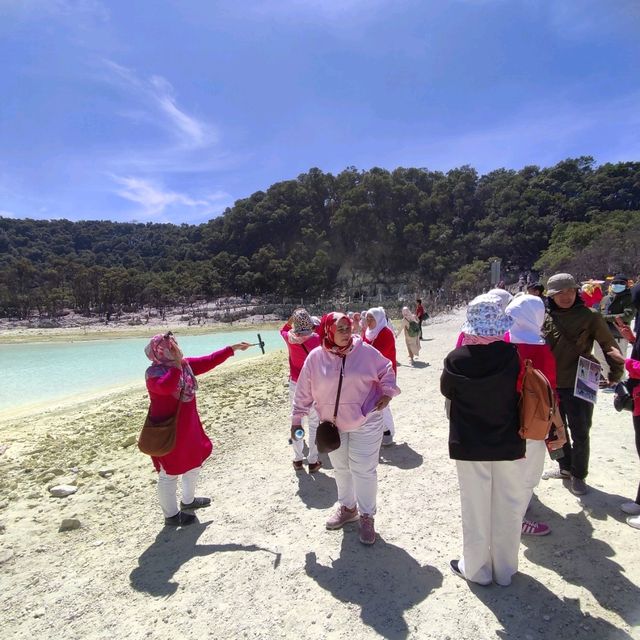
[319,312,354,356]
[144,334,198,402]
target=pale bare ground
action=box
[1,312,639,640]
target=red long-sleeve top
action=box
[146,346,234,475]
[364,326,397,374]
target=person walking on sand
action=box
[280,308,322,473]
[542,273,623,496]
[364,307,398,446]
[144,332,250,526]
[415,298,426,340]
[292,313,400,545]
[396,306,421,365]
[442,293,528,586]
[505,294,567,537]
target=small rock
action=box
[0,549,14,564]
[543,615,551,621]
[49,468,65,476]
[120,435,137,448]
[27,492,40,499]
[58,518,81,532]
[0,522,5,534]
[93,540,104,547]
[40,473,56,483]
[80,470,93,478]
[104,484,117,492]
[49,485,78,498]
[33,609,45,619]
[98,468,115,478]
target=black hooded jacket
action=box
[441,341,525,461]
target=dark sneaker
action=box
[180,497,211,510]
[359,514,376,545]
[450,559,464,579]
[308,460,322,473]
[570,476,588,496]
[325,505,359,530]
[293,460,304,471]
[164,511,196,527]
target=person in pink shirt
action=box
[145,332,250,526]
[280,308,322,472]
[292,312,400,545]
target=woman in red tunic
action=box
[363,307,397,446]
[145,332,250,526]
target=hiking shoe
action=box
[325,505,359,530]
[521,519,551,536]
[570,476,588,496]
[180,497,211,510]
[359,514,376,545]
[293,460,304,471]
[621,502,640,515]
[164,511,196,527]
[541,468,571,480]
[382,433,394,447]
[627,515,640,530]
[308,460,322,473]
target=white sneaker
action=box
[627,515,640,530]
[621,502,640,516]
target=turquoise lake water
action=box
[0,329,283,419]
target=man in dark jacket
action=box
[600,273,635,353]
[441,293,527,587]
[543,273,623,496]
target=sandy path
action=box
[1,312,639,640]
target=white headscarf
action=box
[365,307,387,342]
[487,288,514,311]
[505,294,546,345]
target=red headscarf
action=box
[319,312,354,356]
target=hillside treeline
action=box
[1,156,639,319]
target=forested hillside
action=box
[1,157,639,319]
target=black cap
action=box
[613,273,629,284]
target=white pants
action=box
[329,410,384,516]
[157,466,201,518]
[522,440,546,492]
[289,380,320,463]
[456,459,529,586]
[382,405,395,437]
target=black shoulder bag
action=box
[315,356,345,453]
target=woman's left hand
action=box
[231,342,252,352]
[374,395,392,411]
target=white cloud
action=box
[102,60,217,149]
[0,210,16,218]
[112,175,231,220]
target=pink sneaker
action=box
[359,514,376,545]
[521,519,551,536]
[325,505,359,530]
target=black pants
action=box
[633,415,640,504]
[557,389,594,480]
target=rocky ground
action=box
[1,312,639,639]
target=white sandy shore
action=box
[1,311,639,640]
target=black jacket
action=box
[441,341,525,461]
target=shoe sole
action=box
[325,515,359,530]
[521,529,551,536]
[359,536,376,545]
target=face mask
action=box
[611,284,626,294]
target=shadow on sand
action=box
[379,442,424,470]
[296,468,338,510]
[521,498,640,629]
[130,520,279,597]
[305,532,442,639]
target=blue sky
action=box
[1,0,639,224]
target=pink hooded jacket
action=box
[292,338,400,432]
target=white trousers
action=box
[329,410,384,516]
[382,405,395,437]
[289,380,320,463]
[157,466,201,518]
[456,459,529,586]
[522,440,547,492]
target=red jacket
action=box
[364,326,397,374]
[147,347,234,475]
[513,342,558,399]
[280,323,322,383]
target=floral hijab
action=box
[144,333,198,402]
[319,312,354,356]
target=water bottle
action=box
[288,428,305,445]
